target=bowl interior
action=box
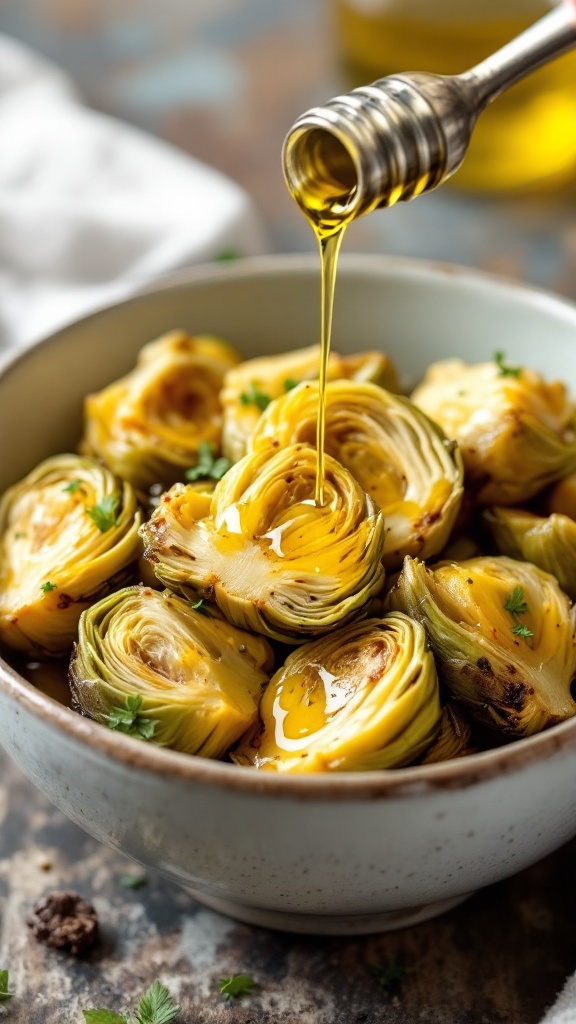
[1,252,576,791]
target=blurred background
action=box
[2,0,576,295]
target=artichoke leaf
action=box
[485,505,576,602]
[386,555,576,736]
[82,331,241,491]
[411,358,576,505]
[0,454,142,656]
[419,703,476,764]
[250,380,464,569]
[70,586,274,758]
[232,612,441,772]
[221,345,399,463]
[141,443,386,644]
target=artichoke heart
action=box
[0,454,142,656]
[233,613,441,772]
[70,586,274,757]
[419,703,476,764]
[221,344,399,463]
[485,506,576,602]
[141,443,386,644]
[411,358,576,504]
[250,380,464,569]
[386,555,576,736]
[82,331,241,491]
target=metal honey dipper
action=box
[282,1,576,232]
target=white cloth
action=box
[541,972,576,1024]
[0,35,268,350]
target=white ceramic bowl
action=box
[1,254,576,936]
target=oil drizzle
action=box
[315,229,345,506]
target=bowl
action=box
[1,253,576,936]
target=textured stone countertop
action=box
[1,1,576,1022]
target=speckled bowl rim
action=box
[2,252,576,800]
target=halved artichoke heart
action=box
[386,555,576,736]
[249,380,464,569]
[141,443,386,644]
[0,455,142,656]
[411,358,576,504]
[82,331,241,491]
[485,506,576,602]
[419,703,476,764]
[233,613,441,772]
[70,586,274,758]
[221,344,399,463]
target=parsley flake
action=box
[107,695,159,741]
[40,581,57,593]
[512,623,534,639]
[370,959,405,990]
[504,585,533,642]
[0,970,13,1001]
[86,495,119,533]
[219,974,256,1001]
[494,351,522,378]
[504,586,529,617]
[118,873,148,890]
[63,479,83,494]
[135,980,180,1024]
[189,598,210,616]
[283,378,300,392]
[185,441,231,483]
[83,979,179,1024]
[214,249,241,262]
[239,381,271,411]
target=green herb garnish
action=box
[504,585,533,641]
[118,873,148,890]
[0,970,13,1001]
[370,959,405,990]
[86,495,119,533]
[107,695,159,741]
[185,441,231,483]
[40,581,57,593]
[214,249,241,262]
[63,479,83,494]
[239,381,271,411]
[83,979,180,1024]
[283,378,300,392]
[218,974,256,1001]
[189,598,210,616]
[494,351,522,378]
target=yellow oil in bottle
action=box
[333,0,576,192]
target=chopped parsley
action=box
[86,495,119,533]
[0,970,13,1001]
[283,378,300,392]
[40,581,57,593]
[370,959,405,990]
[63,479,83,494]
[107,695,159,741]
[239,381,271,411]
[83,979,180,1024]
[214,249,241,262]
[504,585,533,641]
[118,873,148,890]
[219,974,256,1001]
[189,598,210,616]
[494,351,522,378]
[185,441,231,483]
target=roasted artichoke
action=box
[233,613,441,772]
[386,555,576,736]
[411,357,576,504]
[485,506,576,601]
[0,454,142,656]
[141,442,386,643]
[419,703,476,764]
[70,586,274,757]
[250,380,464,568]
[221,344,399,463]
[82,331,241,491]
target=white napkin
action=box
[0,34,268,351]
